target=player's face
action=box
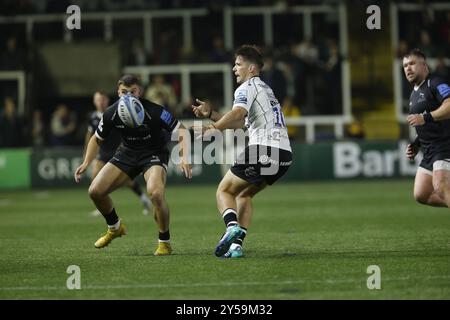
[117,84,141,98]
[233,55,251,84]
[403,55,427,84]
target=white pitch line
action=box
[1,276,450,292]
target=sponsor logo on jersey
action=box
[437,83,450,98]
[235,90,247,104]
[160,109,173,125]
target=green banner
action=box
[7,140,420,189]
[30,148,87,188]
[283,140,418,181]
[0,149,31,189]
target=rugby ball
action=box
[117,94,145,128]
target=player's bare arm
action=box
[211,107,247,131]
[74,135,101,182]
[83,131,93,157]
[193,107,246,139]
[407,97,450,126]
[177,123,193,179]
[406,143,419,160]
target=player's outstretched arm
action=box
[211,107,247,131]
[74,135,100,183]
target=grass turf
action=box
[0,180,449,299]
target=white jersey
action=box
[233,76,292,152]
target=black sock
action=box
[222,208,238,228]
[159,230,170,241]
[105,208,119,226]
[234,227,247,246]
[130,181,143,197]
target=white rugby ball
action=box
[117,94,145,128]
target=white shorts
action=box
[418,159,450,176]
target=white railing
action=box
[0,8,208,51]
[2,5,353,142]
[124,63,351,144]
[0,71,26,115]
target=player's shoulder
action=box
[140,98,164,113]
[102,101,119,119]
[428,74,450,98]
[428,74,448,87]
[242,76,268,91]
[89,111,100,121]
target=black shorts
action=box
[109,146,169,179]
[96,149,115,163]
[230,145,292,186]
[419,144,450,172]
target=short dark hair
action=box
[403,48,426,60]
[235,45,264,69]
[94,90,108,97]
[117,74,141,87]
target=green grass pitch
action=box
[0,180,449,299]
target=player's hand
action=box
[406,114,425,127]
[191,99,211,119]
[179,162,192,179]
[192,124,217,140]
[406,143,419,160]
[74,162,88,183]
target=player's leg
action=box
[214,170,251,257]
[431,160,450,208]
[143,165,171,255]
[91,159,106,179]
[414,167,446,207]
[126,178,152,215]
[88,162,130,248]
[88,159,106,216]
[222,182,267,258]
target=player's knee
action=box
[88,185,105,200]
[236,193,252,203]
[216,186,232,203]
[147,187,164,205]
[434,183,450,200]
[414,191,431,205]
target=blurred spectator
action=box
[418,30,437,57]
[281,96,300,139]
[261,55,287,105]
[321,38,342,114]
[345,120,365,139]
[210,36,232,63]
[177,96,197,119]
[129,39,148,66]
[0,37,26,70]
[144,75,178,113]
[31,109,45,147]
[50,104,77,146]
[180,45,198,64]
[295,38,319,65]
[438,12,450,55]
[434,55,450,81]
[396,39,410,58]
[151,30,180,65]
[0,97,24,147]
